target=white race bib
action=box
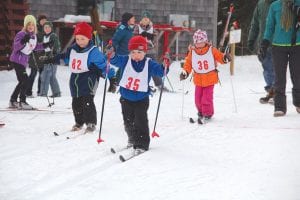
[20,37,37,55]
[69,47,95,73]
[192,47,215,74]
[119,58,150,92]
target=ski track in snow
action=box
[1,56,300,200]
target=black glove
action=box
[258,39,270,62]
[247,40,255,52]
[179,70,188,81]
[223,52,231,63]
[21,34,31,45]
[39,55,53,63]
[43,41,54,49]
[105,44,115,57]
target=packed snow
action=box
[0,56,299,200]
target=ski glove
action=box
[223,52,232,63]
[39,55,54,64]
[258,39,270,62]
[21,34,31,45]
[179,69,188,81]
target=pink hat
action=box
[73,22,92,39]
[193,29,208,44]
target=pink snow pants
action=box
[194,85,214,117]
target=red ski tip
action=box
[97,138,104,143]
[151,131,160,138]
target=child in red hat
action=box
[64,22,113,133]
[107,35,170,154]
[180,29,231,123]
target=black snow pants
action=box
[120,97,150,150]
[272,45,300,113]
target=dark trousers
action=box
[72,95,97,126]
[26,66,43,96]
[10,62,28,103]
[120,97,150,150]
[272,45,300,112]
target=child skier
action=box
[108,35,169,155]
[39,21,61,97]
[64,22,112,132]
[9,15,52,109]
[180,29,231,123]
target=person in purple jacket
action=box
[9,15,52,109]
[107,35,170,155]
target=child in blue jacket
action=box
[64,22,112,132]
[109,35,169,154]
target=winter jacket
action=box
[247,0,276,51]
[110,55,166,101]
[183,44,226,87]
[264,0,300,46]
[112,23,134,55]
[64,41,107,97]
[41,31,61,65]
[10,31,44,67]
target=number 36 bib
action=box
[192,47,215,74]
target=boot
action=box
[296,107,300,114]
[71,123,83,131]
[19,101,34,110]
[85,123,96,133]
[273,110,285,117]
[259,88,274,104]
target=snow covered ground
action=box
[0,56,299,200]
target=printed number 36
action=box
[198,60,209,70]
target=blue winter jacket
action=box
[264,0,300,46]
[110,55,166,101]
[112,23,134,55]
[64,41,107,97]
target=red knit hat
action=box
[74,22,93,39]
[128,36,147,51]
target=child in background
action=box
[180,29,231,123]
[64,22,112,132]
[39,21,61,97]
[108,35,169,155]
[9,15,51,109]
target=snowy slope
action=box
[0,56,299,200]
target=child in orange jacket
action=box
[180,29,231,122]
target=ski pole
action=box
[151,51,170,138]
[97,45,112,144]
[219,3,234,49]
[224,43,237,113]
[181,79,185,120]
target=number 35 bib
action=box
[119,58,149,92]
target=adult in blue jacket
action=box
[260,0,300,116]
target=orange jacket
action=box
[183,44,226,87]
